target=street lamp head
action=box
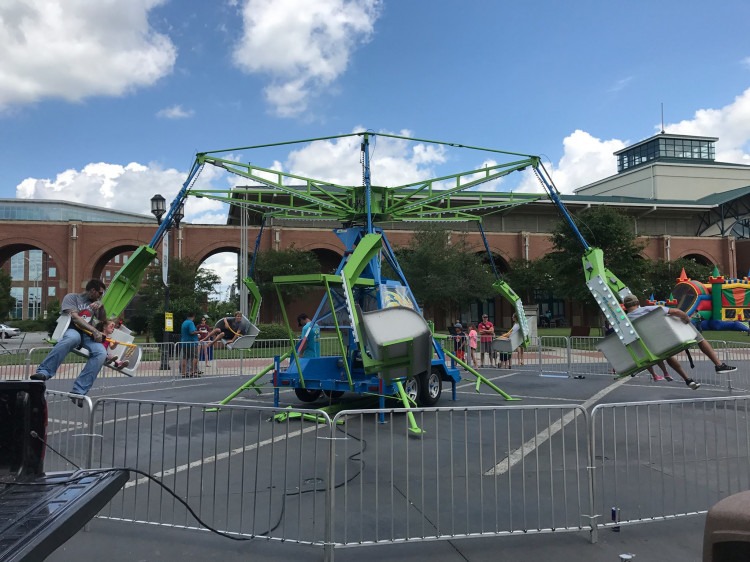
[150,194,166,225]
[174,202,185,228]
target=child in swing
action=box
[100,319,129,370]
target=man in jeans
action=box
[622,294,736,389]
[31,279,108,406]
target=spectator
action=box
[180,312,200,378]
[452,323,466,363]
[197,315,213,366]
[467,323,478,369]
[478,314,495,368]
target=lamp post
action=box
[150,195,184,371]
[151,195,170,369]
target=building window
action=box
[48,286,56,297]
[49,267,56,277]
[10,288,22,319]
[10,254,23,280]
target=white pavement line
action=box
[124,424,320,490]
[484,376,631,477]
[99,382,214,397]
[457,372,517,390]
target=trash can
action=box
[703,490,750,561]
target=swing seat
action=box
[358,306,433,383]
[491,330,524,354]
[48,315,142,377]
[597,308,698,376]
[213,316,260,350]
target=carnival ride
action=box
[96,131,692,410]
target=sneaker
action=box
[652,375,665,381]
[30,373,50,381]
[70,397,84,408]
[686,378,701,390]
[715,363,737,374]
[114,360,129,369]
[664,375,674,382]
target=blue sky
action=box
[2,0,750,287]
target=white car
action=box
[0,324,21,339]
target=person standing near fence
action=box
[452,323,466,363]
[467,323,478,369]
[478,314,495,368]
[197,315,213,366]
[180,312,200,378]
[31,279,108,406]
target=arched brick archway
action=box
[310,247,344,274]
[680,252,714,267]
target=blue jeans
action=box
[36,328,107,395]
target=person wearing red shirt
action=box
[477,314,495,368]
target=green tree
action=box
[546,206,648,305]
[253,246,321,299]
[136,257,221,341]
[0,268,14,320]
[394,227,496,318]
[504,256,557,303]
[644,258,714,301]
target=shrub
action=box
[256,323,291,340]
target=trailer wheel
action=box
[419,369,442,406]
[323,390,344,400]
[294,388,322,403]
[403,375,421,406]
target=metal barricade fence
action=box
[538,336,571,377]
[37,390,750,559]
[87,398,332,546]
[45,390,96,472]
[590,395,750,540]
[329,404,591,548]
[568,336,612,378]
[712,340,750,392]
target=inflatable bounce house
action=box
[666,266,750,333]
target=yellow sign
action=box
[165,312,173,332]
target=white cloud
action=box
[156,104,194,119]
[15,160,228,224]
[281,128,446,186]
[663,87,750,164]
[231,0,383,117]
[0,0,176,109]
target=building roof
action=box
[0,198,154,223]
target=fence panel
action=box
[537,336,570,377]
[329,404,591,547]
[591,396,750,531]
[85,398,332,545]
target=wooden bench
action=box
[49,315,141,377]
